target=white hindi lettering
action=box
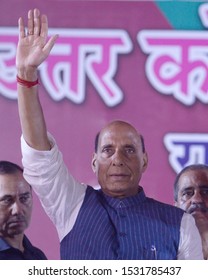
[2,14,208,107]
[137,30,208,106]
[41,29,132,106]
[164,133,208,173]
[0,28,132,107]
[0,28,18,99]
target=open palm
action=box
[16,9,58,71]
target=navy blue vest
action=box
[60,187,184,259]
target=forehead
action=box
[178,169,208,189]
[99,122,141,146]
[0,172,31,196]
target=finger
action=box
[27,9,34,35]
[40,14,48,40]
[18,17,26,39]
[34,8,41,35]
[43,35,59,55]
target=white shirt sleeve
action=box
[177,212,203,259]
[21,133,87,241]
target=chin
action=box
[8,226,26,236]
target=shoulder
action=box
[24,235,47,260]
[145,197,185,217]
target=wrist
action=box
[16,67,38,81]
[17,75,39,88]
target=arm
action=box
[16,8,58,150]
[17,9,88,240]
[21,134,87,241]
[177,213,203,260]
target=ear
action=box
[142,152,148,173]
[91,153,97,173]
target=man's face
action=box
[0,172,33,238]
[175,169,208,230]
[92,122,148,198]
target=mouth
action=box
[110,173,129,177]
[8,220,25,227]
[189,209,208,217]
[109,174,130,181]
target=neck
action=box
[4,234,24,252]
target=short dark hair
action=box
[94,132,100,152]
[174,164,208,201]
[94,132,146,153]
[0,160,23,174]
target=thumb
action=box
[43,34,59,55]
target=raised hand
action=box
[16,8,58,79]
[16,9,56,150]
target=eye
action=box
[182,190,194,199]
[102,146,114,156]
[125,147,135,154]
[124,145,136,155]
[19,194,32,204]
[0,196,14,206]
[103,148,112,153]
[200,188,208,197]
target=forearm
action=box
[17,74,51,151]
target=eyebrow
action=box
[198,185,208,189]
[101,144,113,149]
[124,144,136,148]
[0,191,31,199]
[0,194,12,201]
[102,143,136,148]
[180,186,193,191]
[19,192,32,197]
[181,185,208,191]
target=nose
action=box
[112,150,124,166]
[190,190,203,204]
[11,200,22,215]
